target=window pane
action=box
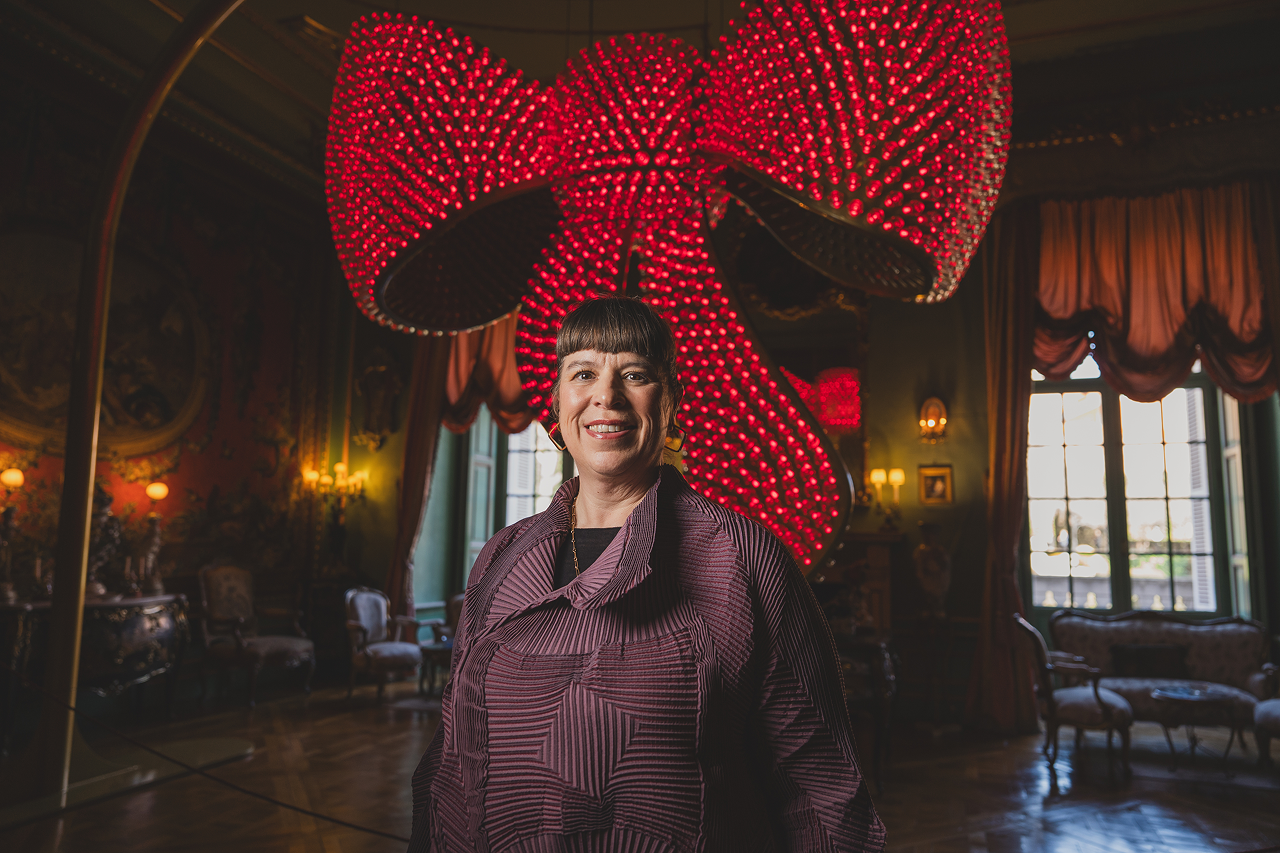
[1062,392,1104,445]
[1120,397,1164,444]
[1069,355,1101,379]
[1028,500,1068,552]
[1065,446,1107,498]
[1123,445,1166,497]
[507,448,534,495]
[470,471,492,540]
[536,448,564,496]
[507,495,534,524]
[1027,446,1066,498]
[1028,394,1064,446]
[1072,552,1111,609]
[509,425,535,452]
[1163,387,1205,443]
[1167,499,1212,555]
[1030,551,1070,608]
[1031,551,1070,577]
[1187,554,1217,612]
[1127,499,1168,554]
[1164,443,1209,498]
[1130,553,1171,610]
[1069,500,1109,552]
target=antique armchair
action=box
[197,562,314,707]
[1014,613,1133,775]
[346,586,422,701]
[419,592,465,696]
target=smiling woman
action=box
[408,297,885,852]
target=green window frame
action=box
[1024,357,1239,618]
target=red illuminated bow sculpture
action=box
[326,1,1009,568]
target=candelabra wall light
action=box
[302,462,367,499]
[919,397,948,443]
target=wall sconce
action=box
[869,468,887,504]
[303,464,367,498]
[0,468,23,490]
[888,468,905,504]
[145,481,169,517]
[919,397,948,443]
[868,467,904,532]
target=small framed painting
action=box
[919,465,953,505]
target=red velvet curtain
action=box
[387,334,452,618]
[968,201,1041,734]
[442,312,537,436]
[386,313,536,617]
[1036,181,1276,402]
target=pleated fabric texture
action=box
[407,467,885,852]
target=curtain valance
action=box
[1036,180,1280,403]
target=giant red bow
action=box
[326,1,1009,568]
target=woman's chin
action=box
[575,449,660,484]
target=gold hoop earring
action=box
[547,422,567,452]
[664,423,686,454]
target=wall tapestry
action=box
[0,229,210,457]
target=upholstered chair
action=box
[419,592,465,696]
[197,562,315,707]
[345,586,422,701]
[1014,613,1133,776]
[1256,699,1280,768]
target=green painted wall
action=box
[851,270,989,720]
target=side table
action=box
[1151,684,1240,769]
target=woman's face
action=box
[557,350,668,488]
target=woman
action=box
[408,298,884,852]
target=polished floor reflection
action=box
[875,721,1280,853]
[1,682,1277,852]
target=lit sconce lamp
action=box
[869,468,887,504]
[0,468,23,490]
[867,467,903,532]
[145,481,169,517]
[919,397,948,443]
[303,463,366,498]
[888,468,905,504]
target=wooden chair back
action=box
[346,586,391,645]
[1013,612,1055,715]
[198,563,258,644]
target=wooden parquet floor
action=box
[2,682,1278,852]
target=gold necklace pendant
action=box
[570,497,581,576]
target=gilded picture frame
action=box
[919,465,953,505]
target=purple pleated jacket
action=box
[408,467,885,853]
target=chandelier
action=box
[326,1,1009,567]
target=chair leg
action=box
[1258,729,1272,767]
[1120,726,1132,777]
[1075,727,1084,750]
[1046,724,1060,768]
[1107,728,1114,761]
[302,657,315,696]
[248,663,262,708]
[376,674,386,702]
[347,664,356,700]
